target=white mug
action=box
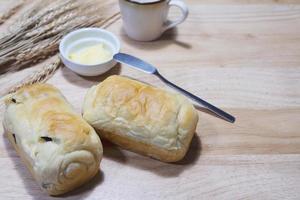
[119,0,189,41]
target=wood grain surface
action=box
[0,0,300,199]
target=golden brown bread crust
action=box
[83,75,198,162]
[3,84,103,195]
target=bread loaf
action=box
[3,84,103,195]
[83,75,198,162]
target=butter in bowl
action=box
[59,28,120,76]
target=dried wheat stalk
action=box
[0,1,24,25]
[4,56,61,95]
[102,12,122,29]
[0,0,119,76]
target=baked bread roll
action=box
[3,84,103,195]
[83,75,198,162]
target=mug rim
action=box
[123,0,167,5]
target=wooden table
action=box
[1,0,300,199]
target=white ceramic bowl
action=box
[59,28,120,76]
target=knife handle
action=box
[154,71,235,123]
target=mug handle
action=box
[162,0,189,33]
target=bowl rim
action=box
[59,27,121,67]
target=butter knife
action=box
[113,53,235,123]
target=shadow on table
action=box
[2,133,103,199]
[59,171,104,198]
[194,104,236,123]
[61,63,121,88]
[103,133,202,178]
[120,27,192,50]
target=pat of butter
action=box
[69,43,112,65]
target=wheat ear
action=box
[5,56,61,96]
[0,1,24,25]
